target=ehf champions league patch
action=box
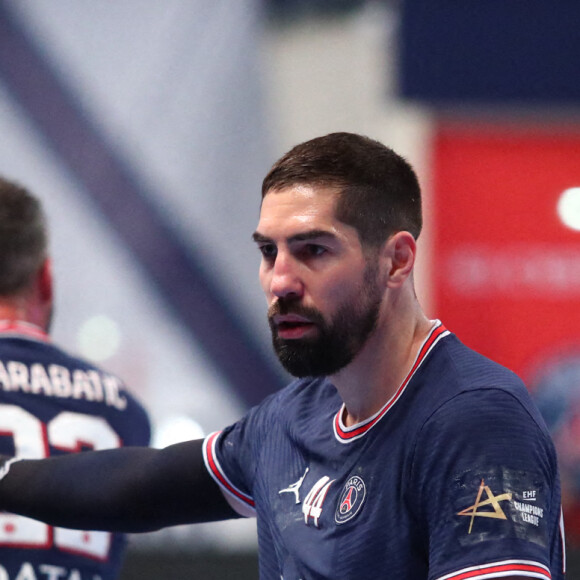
[453,467,549,547]
[335,475,366,524]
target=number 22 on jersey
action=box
[0,404,120,560]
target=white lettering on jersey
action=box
[38,565,67,580]
[0,562,103,580]
[14,562,36,580]
[302,476,335,527]
[0,361,127,410]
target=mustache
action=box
[268,299,325,324]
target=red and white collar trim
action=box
[0,320,50,343]
[333,320,449,444]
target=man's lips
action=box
[272,315,316,339]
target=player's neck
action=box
[332,300,431,427]
[0,301,28,325]
[0,296,48,333]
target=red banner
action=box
[432,124,580,377]
[431,123,580,541]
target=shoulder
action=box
[412,333,556,460]
[412,386,557,489]
[424,387,551,445]
[423,333,542,420]
[431,333,525,390]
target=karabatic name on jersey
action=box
[204,321,565,580]
[0,322,151,580]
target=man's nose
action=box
[269,253,303,299]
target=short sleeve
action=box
[408,388,559,580]
[203,394,278,518]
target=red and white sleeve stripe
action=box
[202,431,256,518]
[435,559,551,580]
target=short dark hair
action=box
[0,177,48,296]
[261,132,422,247]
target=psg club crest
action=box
[335,475,366,524]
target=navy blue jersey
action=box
[204,321,565,580]
[0,322,151,580]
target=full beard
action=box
[268,263,382,378]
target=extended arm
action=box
[0,439,239,533]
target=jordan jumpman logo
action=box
[279,467,310,504]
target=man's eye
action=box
[259,244,277,259]
[304,244,326,257]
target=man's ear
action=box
[37,258,53,304]
[382,231,416,289]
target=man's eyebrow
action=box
[289,230,336,242]
[252,230,336,244]
[252,232,270,243]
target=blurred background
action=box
[0,0,579,577]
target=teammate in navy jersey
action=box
[0,134,565,579]
[0,177,151,580]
